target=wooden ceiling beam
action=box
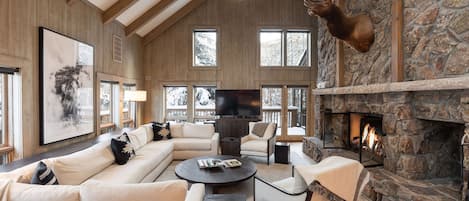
[102,0,138,24]
[143,0,206,45]
[125,0,176,37]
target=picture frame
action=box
[39,27,95,145]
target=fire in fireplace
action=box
[350,113,386,167]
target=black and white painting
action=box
[39,27,94,145]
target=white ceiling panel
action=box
[87,0,118,11]
[136,0,191,36]
[116,0,162,26]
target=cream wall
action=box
[0,0,143,158]
[143,0,318,131]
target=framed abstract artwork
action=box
[39,27,95,145]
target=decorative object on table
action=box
[461,130,469,201]
[124,90,147,128]
[151,122,172,141]
[275,142,290,164]
[304,0,375,53]
[197,158,223,168]
[39,27,94,145]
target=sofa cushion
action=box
[30,161,58,185]
[81,180,187,201]
[127,127,148,150]
[141,123,155,143]
[110,138,134,165]
[51,142,114,185]
[171,138,212,151]
[182,124,214,139]
[87,141,173,184]
[170,123,184,138]
[8,182,80,201]
[240,140,267,153]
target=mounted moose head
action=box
[304,0,375,53]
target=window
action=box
[260,31,283,66]
[194,86,216,122]
[260,29,311,67]
[287,87,307,136]
[165,86,188,121]
[286,31,310,66]
[123,84,136,127]
[262,87,283,136]
[0,68,21,165]
[193,30,217,66]
[100,81,119,133]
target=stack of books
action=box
[197,158,242,168]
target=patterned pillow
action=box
[152,122,172,141]
[31,161,58,185]
[111,134,135,165]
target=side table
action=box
[275,142,290,164]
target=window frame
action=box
[0,68,21,164]
[99,80,118,133]
[192,28,219,68]
[258,28,312,68]
[164,85,189,122]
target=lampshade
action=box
[124,90,147,102]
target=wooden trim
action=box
[99,122,116,130]
[391,0,404,82]
[335,0,345,87]
[102,0,138,24]
[0,146,14,155]
[125,0,176,36]
[143,0,207,45]
[312,77,469,95]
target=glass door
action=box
[286,86,308,140]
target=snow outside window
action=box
[193,30,217,67]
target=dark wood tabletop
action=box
[175,155,257,185]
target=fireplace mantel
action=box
[313,76,469,95]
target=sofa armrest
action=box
[185,183,205,201]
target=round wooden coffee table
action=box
[175,155,257,185]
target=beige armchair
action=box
[240,122,277,164]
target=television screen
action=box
[215,90,261,116]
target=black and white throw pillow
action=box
[111,133,135,165]
[152,122,172,141]
[31,161,59,185]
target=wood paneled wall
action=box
[143,0,318,134]
[0,0,143,158]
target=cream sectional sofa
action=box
[0,122,219,201]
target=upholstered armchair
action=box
[254,168,310,201]
[240,122,277,164]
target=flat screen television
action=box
[215,90,261,116]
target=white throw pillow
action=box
[170,123,184,138]
[81,180,188,201]
[51,142,114,185]
[126,127,148,150]
[182,124,214,139]
[8,182,80,201]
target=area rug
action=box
[155,152,309,201]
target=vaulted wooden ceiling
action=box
[76,0,206,44]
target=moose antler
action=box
[304,0,375,52]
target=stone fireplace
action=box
[305,89,469,200]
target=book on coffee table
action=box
[222,159,242,168]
